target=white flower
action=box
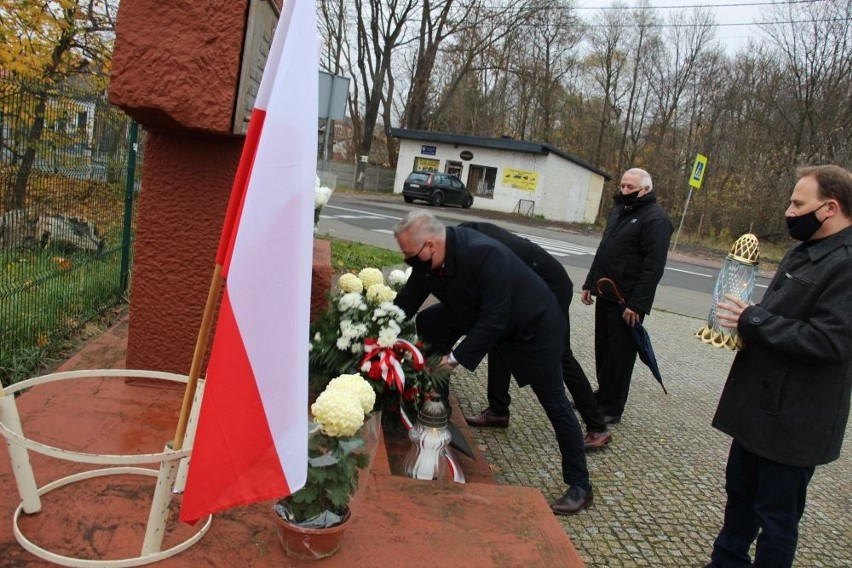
[325,373,376,415]
[338,273,363,294]
[378,301,406,322]
[338,291,367,312]
[377,320,401,347]
[358,267,384,288]
[366,283,396,304]
[388,269,409,289]
[315,176,333,209]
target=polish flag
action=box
[179,0,317,523]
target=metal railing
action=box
[0,77,142,386]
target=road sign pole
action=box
[671,185,695,252]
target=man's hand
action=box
[437,355,458,374]
[716,294,749,329]
[581,289,594,305]
[622,306,640,326]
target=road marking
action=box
[324,204,401,221]
[665,267,712,278]
[516,233,598,256]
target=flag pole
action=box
[172,109,265,451]
[172,266,224,450]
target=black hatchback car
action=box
[402,171,474,208]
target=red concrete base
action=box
[0,318,584,567]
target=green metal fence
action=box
[0,77,141,386]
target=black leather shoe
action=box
[464,408,509,428]
[602,414,621,425]
[551,485,593,515]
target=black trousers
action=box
[593,299,639,417]
[416,303,590,490]
[486,299,607,433]
[710,440,815,568]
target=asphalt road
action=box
[319,193,771,320]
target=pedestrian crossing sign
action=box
[690,154,708,188]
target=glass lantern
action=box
[403,397,452,480]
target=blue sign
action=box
[421,145,436,156]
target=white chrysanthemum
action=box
[325,374,376,415]
[339,319,367,340]
[311,388,365,437]
[315,176,333,208]
[358,267,384,288]
[378,301,406,322]
[338,291,367,312]
[366,283,396,304]
[388,269,408,289]
[377,320,401,347]
[336,336,351,350]
[405,266,412,278]
[314,332,322,342]
[338,274,363,294]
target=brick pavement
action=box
[451,303,852,567]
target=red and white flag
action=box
[180,0,317,523]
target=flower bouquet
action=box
[314,176,334,232]
[274,374,378,559]
[308,267,446,430]
[275,373,376,528]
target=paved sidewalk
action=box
[451,302,852,567]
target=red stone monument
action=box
[108,0,330,375]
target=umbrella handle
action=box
[595,277,626,305]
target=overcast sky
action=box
[576,0,770,54]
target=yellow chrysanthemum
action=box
[325,373,376,414]
[358,267,384,289]
[338,273,363,294]
[311,388,365,437]
[366,283,396,305]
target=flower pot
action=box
[274,508,352,560]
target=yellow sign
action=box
[502,168,538,191]
[414,157,440,172]
[689,154,708,188]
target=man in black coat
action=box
[393,210,594,515]
[581,167,672,423]
[458,221,612,450]
[707,165,852,568]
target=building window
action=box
[468,165,496,199]
[445,160,463,178]
[414,157,440,172]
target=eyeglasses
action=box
[406,241,428,260]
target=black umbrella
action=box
[595,278,667,394]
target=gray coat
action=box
[713,227,852,467]
[712,226,852,467]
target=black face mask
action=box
[615,191,640,208]
[404,254,433,272]
[786,202,827,241]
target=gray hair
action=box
[625,167,653,192]
[393,210,445,241]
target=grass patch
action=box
[1,245,127,386]
[317,235,403,273]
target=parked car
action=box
[402,171,473,208]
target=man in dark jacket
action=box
[581,167,672,423]
[393,210,594,515]
[458,221,612,450]
[707,165,852,568]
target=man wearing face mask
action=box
[706,165,852,568]
[581,168,673,424]
[393,210,595,515]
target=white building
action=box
[389,128,611,223]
